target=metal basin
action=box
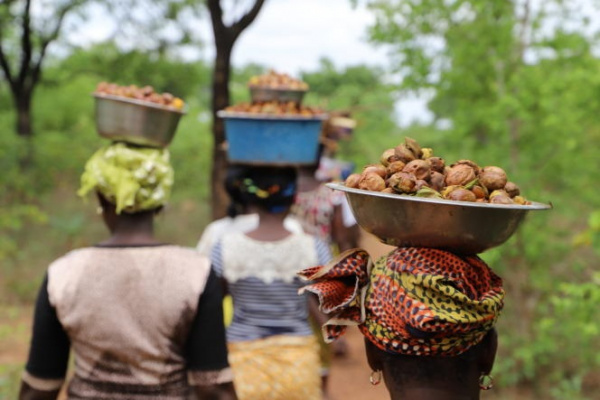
[249,87,306,103]
[94,94,186,148]
[328,182,552,254]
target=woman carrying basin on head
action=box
[19,142,237,400]
[196,165,304,327]
[300,246,504,400]
[210,166,331,400]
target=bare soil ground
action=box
[328,325,389,400]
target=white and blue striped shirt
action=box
[211,232,332,342]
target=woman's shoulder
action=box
[48,246,213,300]
[48,247,99,269]
[149,245,212,269]
[49,245,210,272]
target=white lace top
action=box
[211,232,331,342]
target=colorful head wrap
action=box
[77,142,174,214]
[299,247,504,357]
[238,166,297,214]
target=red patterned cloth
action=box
[299,247,504,357]
[291,184,345,244]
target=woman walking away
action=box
[19,142,237,400]
[196,165,303,327]
[211,166,331,400]
[299,247,504,400]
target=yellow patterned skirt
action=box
[228,335,321,400]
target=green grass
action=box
[0,306,31,400]
[0,363,22,400]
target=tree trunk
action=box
[207,0,266,220]
[16,94,33,137]
[210,41,233,220]
[13,90,35,169]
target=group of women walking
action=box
[19,137,505,400]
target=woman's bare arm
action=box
[195,382,238,400]
[18,382,60,400]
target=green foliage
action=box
[301,59,399,167]
[49,42,212,102]
[0,363,21,399]
[538,276,600,399]
[0,306,30,399]
[574,211,600,254]
[496,275,600,400]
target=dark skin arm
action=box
[19,274,69,400]
[18,382,60,400]
[195,382,238,400]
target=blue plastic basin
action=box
[218,111,327,165]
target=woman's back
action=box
[40,245,217,397]
[213,232,328,342]
[209,166,327,400]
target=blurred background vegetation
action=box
[1,0,599,399]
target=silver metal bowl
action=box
[328,182,552,254]
[249,87,306,103]
[94,94,186,148]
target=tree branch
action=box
[207,0,226,37]
[17,0,32,88]
[31,2,73,86]
[516,0,531,62]
[0,39,15,89]
[231,0,265,39]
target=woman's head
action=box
[365,329,498,398]
[78,142,174,215]
[321,110,356,153]
[359,248,504,357]
[299,247,504,397]
[238,166,297,214]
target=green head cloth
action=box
[78,142,174,214]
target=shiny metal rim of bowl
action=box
[217,110,328,121]
[326,182,553,210]
[327,182,552,254]
[93,93,187,114]
[248,86,308,92]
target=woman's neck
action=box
[245,209,291,241]
[101,216,161,246]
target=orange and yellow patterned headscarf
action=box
[299,247,504,357]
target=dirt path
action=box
[328,326,389,400]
